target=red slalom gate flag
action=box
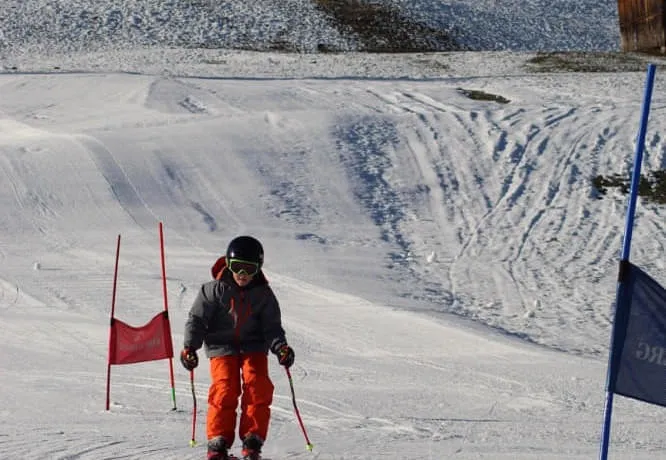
[108,311,174,365]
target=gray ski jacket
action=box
[183,257,286,358]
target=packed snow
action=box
[1,1,665,459]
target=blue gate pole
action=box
[598,63,656,460]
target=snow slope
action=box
[1,59,666,459]
[0,0,620,56]
[1,1,664,459]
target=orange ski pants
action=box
[207,352,274,445]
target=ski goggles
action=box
[228,258,260,276]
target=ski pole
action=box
[189,370,197,447]
[285,367,314,451]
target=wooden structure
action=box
[617,0,666,52]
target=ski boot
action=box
[207,436,230,460]
[240,434,263,460]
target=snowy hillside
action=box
[1,0,620,57]
[2,58,666,459]
[2,1,665,460]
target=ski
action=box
[228,456,272,460]
[225,456,272,460]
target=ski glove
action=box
[275,343,295,368]
[180,348,198,371]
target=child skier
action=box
[180,235,295,460]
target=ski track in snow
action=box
[321,83,636,355]
[2,69,666,459]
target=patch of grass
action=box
[525,52,658,73]
[410,56,449,70]
[312,0,463,52]
[592,173,630,196]
[201,59,228,65]
[593,170,666,204]
[457,88,510,104]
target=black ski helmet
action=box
[226,235,264,268]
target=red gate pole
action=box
[105,234,121,410]
[159,222,177,410]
